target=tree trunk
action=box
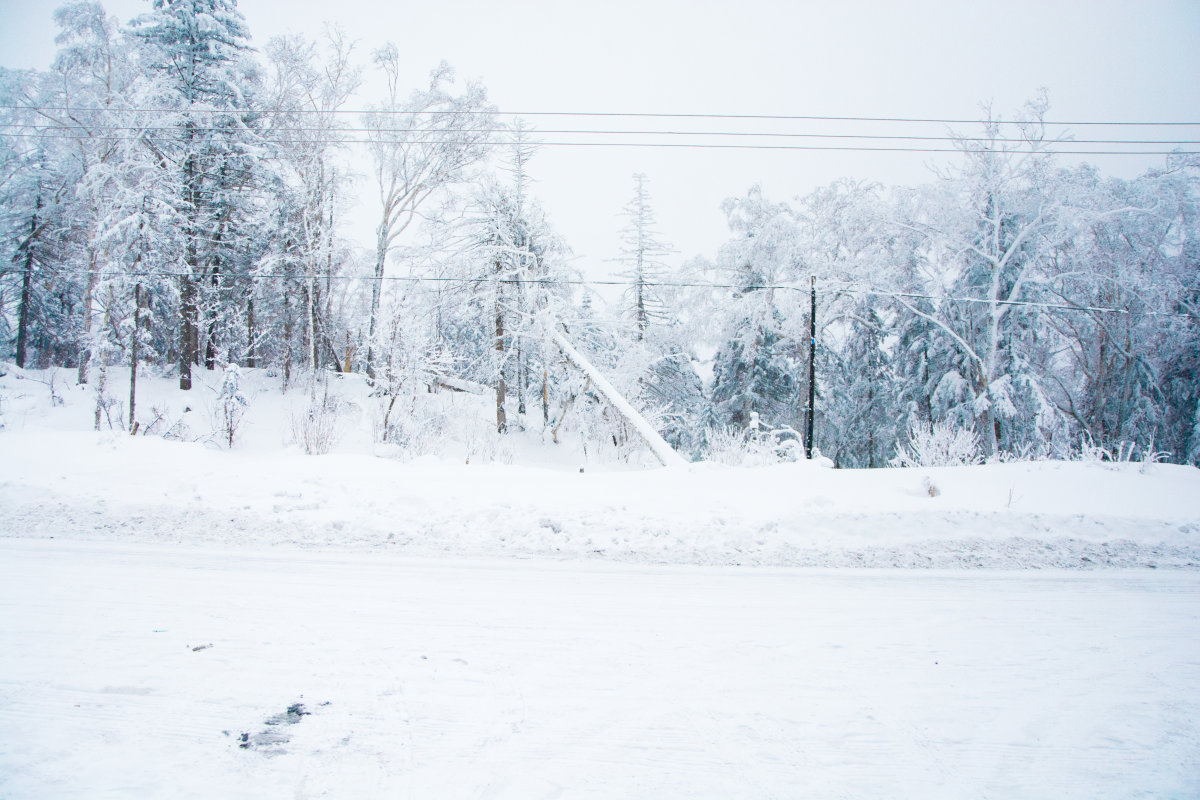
[15,240,33,369]
[282,284,293,389]
[299,283,312,373]
[180,124,198,391]
[129,283,141,430]
[78,243,99,385]
[635,264,646,342]
[310,278,322,371]
[15,196,41,369]
[365,243,385,379]
[495,300,507,433]
[94,284,115,431]
[494,272,508,431]
[205,265,220,371]
[245,296,256,368]
[179,274,198,390]
[977,372,998,457]
[517,338,526,417]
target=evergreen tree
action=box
[708,187,806,438]
[129,0,262,389]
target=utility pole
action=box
[805,276,816,459]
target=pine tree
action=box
[708,187,806,437]
[615,173,672,341]
[129,0,262,390]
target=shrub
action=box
[891,418,982,468]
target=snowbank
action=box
[0,365,1197,568]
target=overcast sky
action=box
[3,0,1198,278]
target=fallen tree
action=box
[551,327,687,468]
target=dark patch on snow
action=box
[265,702,311,726]
[238,701,321,753]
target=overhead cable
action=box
[60,268,1196,318]
[3,104,1198,126]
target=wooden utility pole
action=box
[805,276,816,459]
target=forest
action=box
[2,0,1197,467]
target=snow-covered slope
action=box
[1,365,1197,568]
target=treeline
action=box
[1,1,1197,466]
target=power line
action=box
[60,268,1196,318]
[3,122,1198,146]
[4,105,1199,126]
[0,130,1192,155]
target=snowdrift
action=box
[1,365,1197,568]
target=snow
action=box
[1,364,1199,796]
[1,364,1195,567]
[1,541,1197,798]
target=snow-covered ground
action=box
[1,364,1199,797]
[2,540,1197,798]
[1,365,1197,568]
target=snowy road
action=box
[1,539,1198,798]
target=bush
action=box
[891,418,982,468]
[292,402,342,455]
[1076,434,1170,474]
[216,364,248,449]
[704,414,804,466]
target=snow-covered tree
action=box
[128,0,264,389]
[615,173,673,341]
[708,187,807,439]
[362,50,495,379]
[261,28,360,380]
[890,97,1072,457]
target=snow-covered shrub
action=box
[1077,434,1131,465]
[463,416,514,465]
[703,415,804,466]
[94,393,123,431]
[375,388,447,459]
[985,439,1056,464]
[216,365,248,449]
[891,418,982,468]
[141,404,173,438]
[291,400,342,456]
[48,369,64,407]
[1076,434,1171,474]
[704,425,749,465]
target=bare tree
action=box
[363,51,495,378]
[264,27,361,379]
[615,173,673,341]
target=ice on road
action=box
[1,539,1197,798]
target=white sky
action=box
[3,0,1198,279]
